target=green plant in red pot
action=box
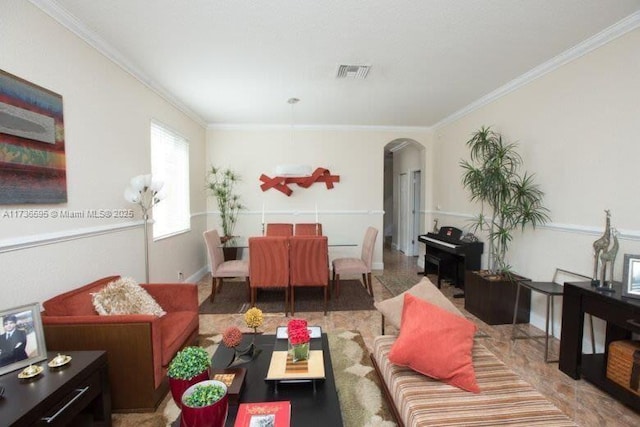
[180,380,228,427]
[168,346,211,408]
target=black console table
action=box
[0,350,110,426]
[559,281,640,412]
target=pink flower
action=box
[287,318,310,345]
[287,318,307,334]
[222,326,242,348]
[289,327,310,345]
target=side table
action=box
[0,350,110,426]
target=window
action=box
[150,121,190,239]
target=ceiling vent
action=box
[336,64,371,79]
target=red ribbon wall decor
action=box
[259,167,340,196]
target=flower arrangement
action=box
[167,346,211,380]
[183,382,226,408]
[287,318,310,346]
[287,318,310,362]
[222,326,243,349]
[244,307,264,333]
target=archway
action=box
[383,139,427,256]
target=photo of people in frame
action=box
[0,310,34,368]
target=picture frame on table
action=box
[0,303,47,376]
[622,254,640,300]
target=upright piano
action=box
[418,226,483,290]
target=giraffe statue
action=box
[599,227,619,287]
[592,209,611,284]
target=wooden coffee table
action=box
[212,333,343,426]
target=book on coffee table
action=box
[233,400,291,427]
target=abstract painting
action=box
[0,69,67,204]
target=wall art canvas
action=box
[0,69,67,204]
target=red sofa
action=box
[42,275,200,412]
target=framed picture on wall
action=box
[622,254,640,300]
[0,303,47,376]
[0,69,67,204]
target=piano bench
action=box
[424,253,458,289]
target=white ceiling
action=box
[34,0,640,128]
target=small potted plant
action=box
[180,380,229,427]
[167,346,211,408]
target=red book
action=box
[233,400,291,427]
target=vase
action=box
[288,341,310,363]
[169,370,209,409]
[180,380,229,427]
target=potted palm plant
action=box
[460,126,550,324]
[207,165,245,259]
[167,346,211,408]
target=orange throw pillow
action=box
[388,293,480,393]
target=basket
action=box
[606,340,640,396]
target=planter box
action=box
[464,271,531,325]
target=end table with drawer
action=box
[0,350,110,426]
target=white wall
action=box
[0,1,207,309]
[206,127,431,269]
[432,27,640,343]
[392,142,428,253]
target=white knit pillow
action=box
[92,277,166,316]
[374,276,462,330]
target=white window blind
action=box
[150,121,190,239]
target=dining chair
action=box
[248,236,290,314]
[265,223,293,236]
[332,226,378,297]
[294,223,323,236]
[289,235,329,315]
[203,229,249,303]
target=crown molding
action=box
[29,1,639,132]
[433,10,640,130]
[29,0,207,128]
[207,122,431,133]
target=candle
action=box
[315,203,318,223]
[261,203,265,224]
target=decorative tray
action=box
[265,350,325,382]
[48,354,72,368]
[18,365,43,379]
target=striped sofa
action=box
[370,277,576,426]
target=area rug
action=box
[376,273,423,296]
[199,280,375,314]
[112,328,396,427]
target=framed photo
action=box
[0,303,47,376]
[622,254,640,300]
